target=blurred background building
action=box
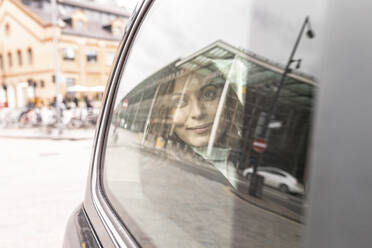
[0,0,130,108]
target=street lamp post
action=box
[51,0,63,134]
[248,16,315,197]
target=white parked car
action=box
[243,167,304,194]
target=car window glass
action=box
[102,0,326,247]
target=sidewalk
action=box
[233,187,304,224]
[0,127,95,140]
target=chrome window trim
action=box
[82,205,103,248]
[88,0,155,247]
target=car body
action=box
[243,167,305,194]
[63,0,372,247]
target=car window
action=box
[277,172,286,177]
[268,171,281,176]
[260,168,276,174]
[265,169,286,177]
[275,172,285,177]
[102,0,326,247]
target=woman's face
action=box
[170,73,226,147]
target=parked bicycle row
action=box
[0,107,99,129]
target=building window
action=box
[86,49,97,63]
[17,50,22,66]
[7,52,12,68]
[0,54,3,70]
[62,47,75,61]
[5,23,10,35]
[27,79,36,88]
[27,48,33,65]
[105,52,114,65]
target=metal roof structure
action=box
[176,40,317,110]
[122,40,317,110]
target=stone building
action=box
[0,0,129,107]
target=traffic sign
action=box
[122,99,128,110]
[253,138,267,153]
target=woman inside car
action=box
[146,64,244,169]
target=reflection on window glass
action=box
[103,0,325,247]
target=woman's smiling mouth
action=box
[187,123,213,135]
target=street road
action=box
[231,176,304,216]
[0,137,93,247]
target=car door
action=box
[259,169,278,188]
[85,0,326,246]
[275,171,290,189]
[269,170,288,189]
[65,0,372,247]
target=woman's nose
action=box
[189,99,206,119]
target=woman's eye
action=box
[202,86,218,101]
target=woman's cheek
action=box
[172,108,188,126]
